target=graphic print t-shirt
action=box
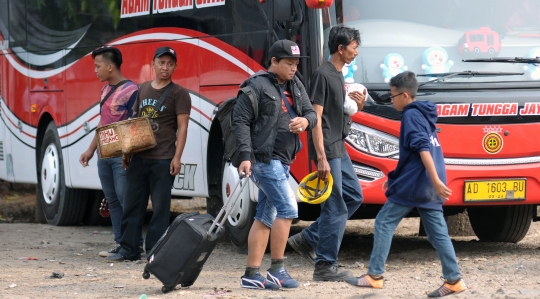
[133,81,191,159]
[272,81,297,165]
[100,82,138,126]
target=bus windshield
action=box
[323,0,540,84]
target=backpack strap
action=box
[99,80,130,115]
[139,82,174,118]
[278,85,297,119]
[240,86,258,122]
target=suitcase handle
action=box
[207,173,248,240]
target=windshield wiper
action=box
[371,71,523,105]
[463,57,540,64]
[417,70,523,87]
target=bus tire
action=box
[206,194,222,217]
[34,185,47,224]
[488,48,495,54]
[37,122,88,226]
[221,162,255,252]
[467,205,533,243]
[474,47,480,53]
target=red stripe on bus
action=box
[0,105,37,138]
[191,106,212,122]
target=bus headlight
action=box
[345,123,399,159]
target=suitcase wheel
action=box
[161,286,173,293]
[142,270,150,280]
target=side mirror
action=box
[274,0,294,22]
[369,91,393,105]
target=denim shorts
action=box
[250,159,298,228]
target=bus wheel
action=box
[474,47,480,53]
[36,122,88,226]
[467,205,533,243]
[488,48,495,54]
[221,162,255,251]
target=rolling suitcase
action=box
[142,175,248,293]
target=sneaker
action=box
[241,272,280,290]
[344,274,384,289]
[98,244,121,257]
[427,278,467,297]
[105,252,140,262]
[287,233,316,265]
[267,267,299,288]
[313,261,354,282]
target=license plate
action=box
[464,179,526,202]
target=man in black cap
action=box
[107,46,191,262]
[233,39,317,289]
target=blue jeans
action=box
[250,159,298,228]
[302,153,364,265]
[97,156,126,243]
[368,201,461,281]
[118,156,174,259]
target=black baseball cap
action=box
[153,46,177,61]
[268,39,308,60]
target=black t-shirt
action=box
[272,82,297,164]
[308,62,349,160]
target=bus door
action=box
[2,0,36,183]
[0,51,7,181]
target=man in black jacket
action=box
[232,39,317,290]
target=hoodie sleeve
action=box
[402,109,431,153]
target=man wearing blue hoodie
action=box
[344,71,467,297]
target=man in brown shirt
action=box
[107,46,191,262]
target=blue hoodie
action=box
[385,101,447,211]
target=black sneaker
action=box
[313,261,354,282]
[105,252,140,262]
[287,233,316,265]
[98,244,121,257]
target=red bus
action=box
[458,27,502,55]
[1,0,540,247]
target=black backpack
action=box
[216,86,258,168]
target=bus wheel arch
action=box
[467,205,533,243]
[206,119,225,217]
[36,120,88,225]
[206,118,255,250]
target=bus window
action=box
[327,0,540,83]
[9,0,26,47]
[0,0,7,48]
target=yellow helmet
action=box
[297,172,333,204]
